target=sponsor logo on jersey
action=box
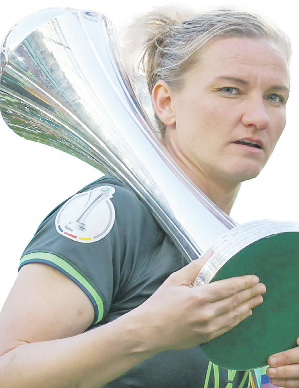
[55,186,115,243]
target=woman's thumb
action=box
[174,249,214,286]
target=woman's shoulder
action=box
[80,175,157,226]
[80,175,148,209]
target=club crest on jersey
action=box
[55,186,116,243]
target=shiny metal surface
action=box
[0,8,237,261]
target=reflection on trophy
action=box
[1,8,299,370]
[0,8,237,260]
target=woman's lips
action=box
[233,138,264,149]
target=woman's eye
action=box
[219,87,240,95]
[267,93,285,105]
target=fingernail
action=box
[267,368,276,377]
[258,284,266,293]
[269,356,277,367]
[257,295,264,304]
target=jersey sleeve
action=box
[19,176,164,326]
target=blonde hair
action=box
[123,7,291,137]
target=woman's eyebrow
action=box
[268,85,290,93]
[215,76,249,85]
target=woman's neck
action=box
[162,138,240,215]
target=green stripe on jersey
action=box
[20,252,104,323]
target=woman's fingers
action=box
[269,340,299,367]
[201,293,264,341]
[170,250,214,287]
[268,364,299,387]
[209,280,266,314]
[201,275,263,303]
[192,280,265,341]
[138,258,266,350]
[185,276,266,342]
[267,342,299,387]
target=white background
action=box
[1,0,298,309]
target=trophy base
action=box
[200,231,299,370]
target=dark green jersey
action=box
[20,176,253,388]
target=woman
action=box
[0,7,294,388]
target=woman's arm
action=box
[0,256,265,388]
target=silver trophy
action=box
[1,8,299,370]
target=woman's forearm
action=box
[0,312,155,388]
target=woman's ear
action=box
[152,80,176,126]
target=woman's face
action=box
[162,37,290,190]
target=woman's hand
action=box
[132,251,266,353]
[0,253,265,388]
[267,338,299,387]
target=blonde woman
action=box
[0,8,292,388]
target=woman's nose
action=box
[241,96,270,130]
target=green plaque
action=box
[197,221,299,370]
